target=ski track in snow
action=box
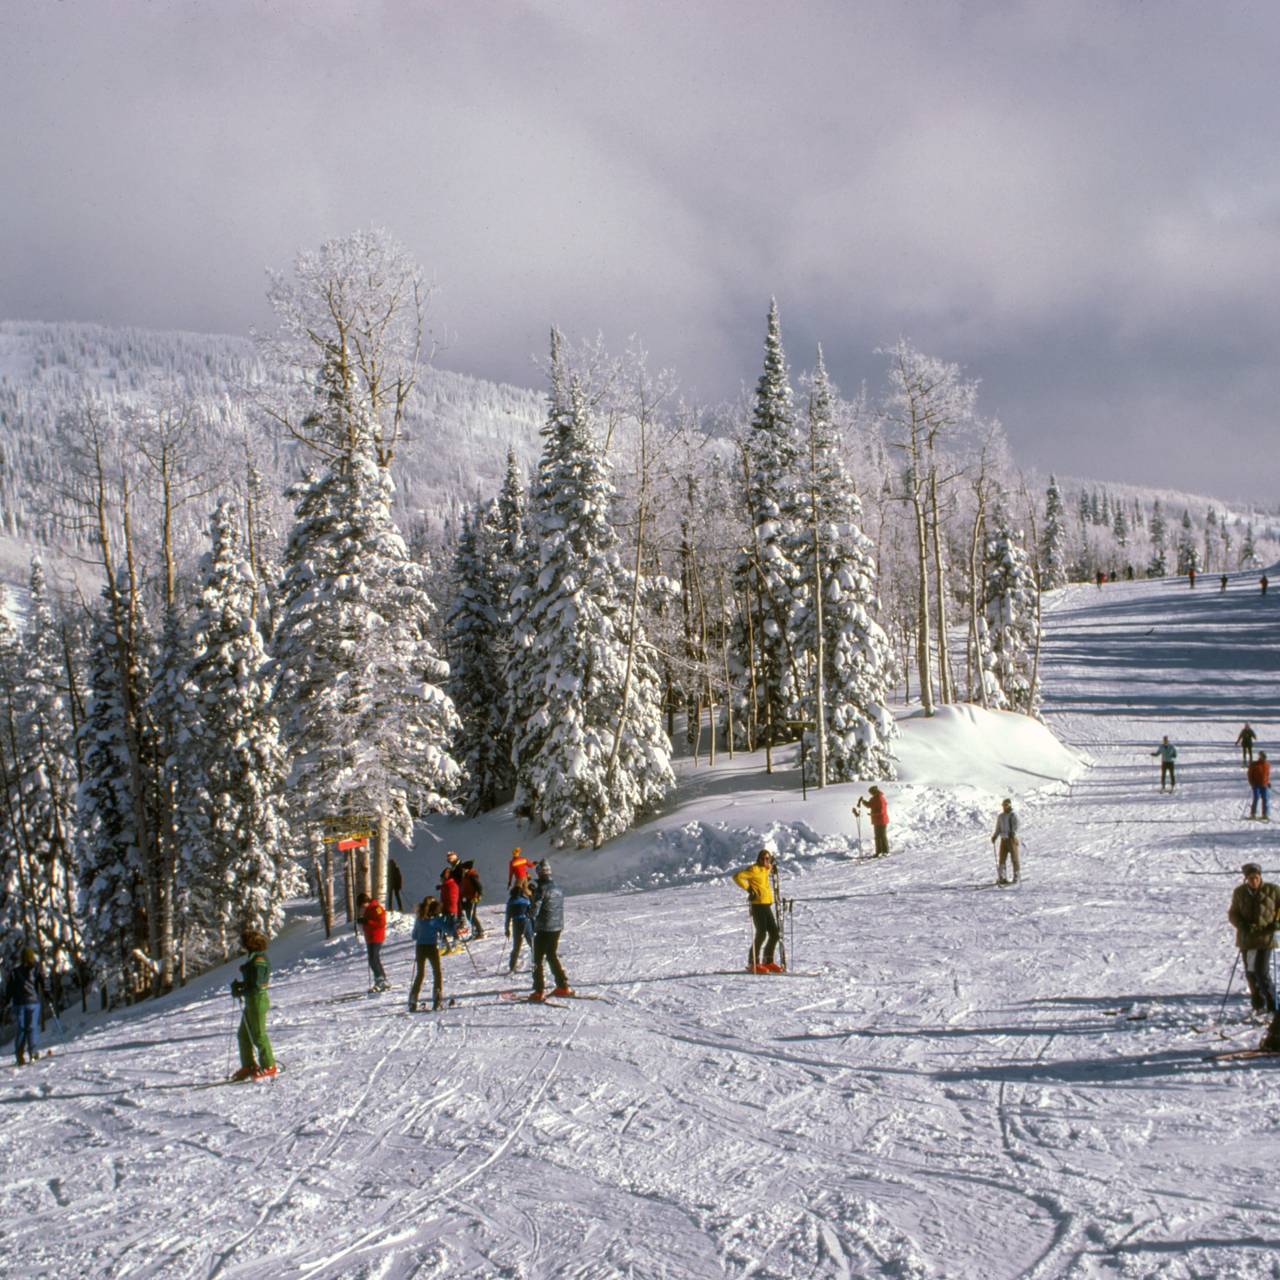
[3,574,1279,1278]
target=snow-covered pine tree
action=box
[1040,475,1069,590]
[734,299,803,750]
[75,595,146,1006]
[509,344,674,847]
[791,349,897,784]
[1077,490,1091,528]
[1112,503,1129,548]
[1176,509,1199,574]
[445,503,514,814]
[984,508,1041,716]
[272,399,461,864]
[1240,523,1258,569]
[182,501,294,946]
[9,559,82,984]
[1148,500,1168,576]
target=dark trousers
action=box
[387,887,404,911]
[532,930,567,993]
[1160,761,1175,788]
[998,837,1021,882]
[409,944,443,1009]
[749,903,780,966]
[1243,948,1276,1013]
[13,1004,39,1060]
[463,900,485,937]
[873,824,889,856]
[508,919,534,970]
[1241,744,1254,765]
[366,941,387,985]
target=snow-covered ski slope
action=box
[3,571,1278,1279]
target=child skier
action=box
[5,946,48,1066]
[505,878,535,973]
[408,897,455,1012]
[230,927,278,1081]
[732,849,781,972]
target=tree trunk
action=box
[373,815,389,905]
[929,470,952,705]
[911,496,935,714]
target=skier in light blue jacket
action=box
[1152,737,1178,792]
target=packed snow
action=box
[2,570,1278,1278]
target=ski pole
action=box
[459,934,482,976]
[1218,951,1241,1023]
[854,808,863,856]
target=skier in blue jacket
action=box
[505,878,535,974]
[4,947,48,1066]
[408,897,456,1012]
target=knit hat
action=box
[1242,863,1262,877]
[511,847,522,856]
[537,860,552,880]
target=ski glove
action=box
[231,981,245,998]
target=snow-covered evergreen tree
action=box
[182,501,295,943]
[1040,475,1069,590]
[1240,523,1259,569]
[735,299,803,746]
[984,509,1041,716]
[509,340,674,847]
[75,596,145,1005]
[1176,509,1199,574]
[1148,500,1168,576]
[445,503,513,814]
[273,399,461,849]
[791,349,896,783]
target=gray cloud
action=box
[2,0,1278,499]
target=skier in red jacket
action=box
[356,893,390,991]
[854,785,890,857]
[438,866,463,948]
[1248,752,1271,820]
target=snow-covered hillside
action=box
[2,571,1278,1278]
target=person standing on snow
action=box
[1220,574,1229,592]
[1237,724,1257,766]
[733,849,782,972]
[507,847,535,889]
[991,799,1021,884]
[386,858,404,913]
[1228,863,1278,1017]
[854,785,890,857]
[1262,575,1269,596]
[408,896,455,1012]
[437,865,463,948]
[505,877,535,974]
[1188,567,1196,588]
[1248,752,1271,820]
[459,860,486,938]
[356,892,391,991]
[529,862,572,1001]
[4,946,49,1066]
[231,927,278,1080]
[1152,737,1178,792]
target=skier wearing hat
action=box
[507,847,535,889]
[1247,752,1270,820]
[4,946,48,1066]
[529,861,572,1000]
[1228,863,1278,1017]
[854,786,890,857]
[230,927,278,1080]
[732,849,782,972]
[356,892,391,991]
[991,799,1021,885]
[459,860,486,938]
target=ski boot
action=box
[253,1064,280,1081]
[230,1065,257,1082]
[552,985,574,997]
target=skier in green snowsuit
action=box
[231,927,277,1080]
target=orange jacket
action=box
[360,900,387,944]
[1248,759,1271,788]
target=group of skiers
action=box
[1148,726,1271,819]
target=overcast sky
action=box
[2,1,1278,500]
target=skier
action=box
[1262,575,1270,596]
[504,877,535,974]
[408,896,455,1012]
[1237,723,1257,766]
[1152,736,1177,792]
[507,846,535,889]
[438,865,463,949]
[356,892,390,991]
[529,861,572,1001]
[4,946,48,1066]
[732,849,781,972]
[1095,570,1104,589]
[1188,567,1196,588]
[991,798,1020,885]
[1248,752,1271,820]
[1220,574,1228,592]
[230,927,278,1080]
[1228,863,1278,1017]
[459,860,486,938]
[853,785,890,857]
[386,858,404,913]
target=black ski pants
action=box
[532,930,567,993]
[1160,761,1176,789]
[508,918,534,971]
[386,887,404,912]
[1243,947,1276,1013]
[409,944,443,1010]
[749,903,780,966]
[873,824,889,856]
[365,941,387,985]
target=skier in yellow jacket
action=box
[733,849,781,973]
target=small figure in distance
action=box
[1188,566,1196,588]
[1248,751,1271,821]
[386,856,404,913]
[230,926,278,1081]
[991,798,1020,885]
[1095,569,1104,589]
[1126,564,1134,580]
[732,849,782,973]
[1262,574,1270,596]
[853,785,890,858]
[1228,863,1278,1024]
[1152,736,1177,792]
[4,945,49,1066]
[1237,723,1257,767]
[1220,574,1228,592]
